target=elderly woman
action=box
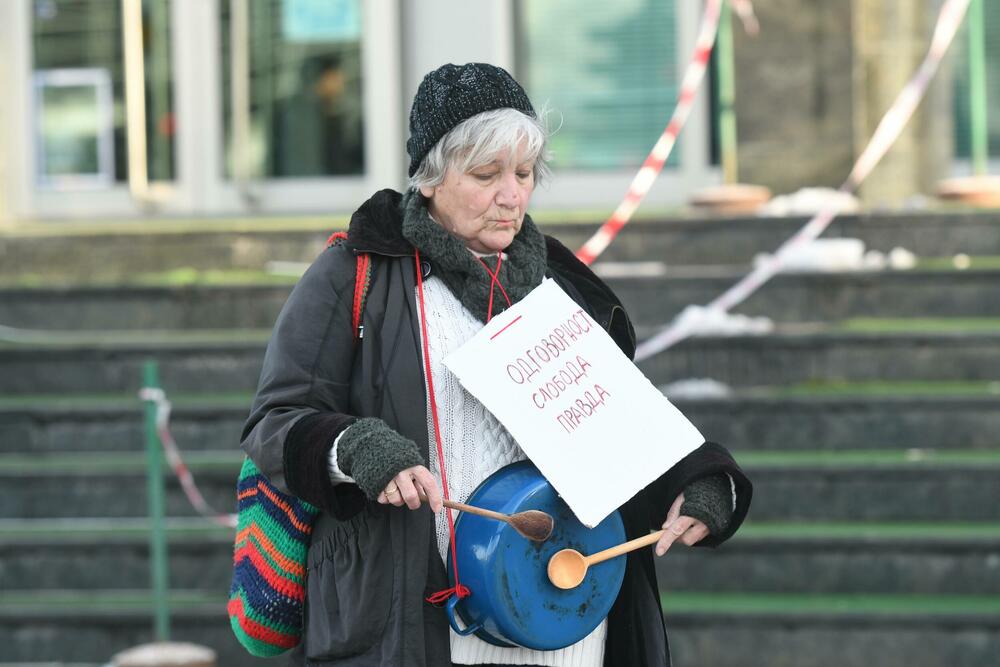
[242,63,751,667]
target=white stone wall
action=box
[0,4,11,226]
[734,0,953,203]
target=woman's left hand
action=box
[654,493,709,556]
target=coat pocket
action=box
[303,509,394,660]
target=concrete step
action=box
[0,591,279,665]
[605,268,1000,324]
[4,212,1000,281]
[2,589,997,666]
[637,323,1000,388]
[0,330,268,395]
[681,387,1000,451]
[5,267,1000,331]
[1,449,998,521]
[0,224,334,284]
[566,211,1000,266]
[3,519,998,596]
[5,386,1000,454]
[741,451,1000,522]
[0,394,249,454]
[0,519,233,593]
[0,283,295,331]
[0,451,242,520]
[663,593,1000,667]
[658,521,1000,595]
[4,324,1000,394]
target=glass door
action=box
[211,0,401,214]
[516,0,715,209]
[28,0,180,216]
[221,0,365,181]
[9,0,402,220]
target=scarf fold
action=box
[401,190,547,323]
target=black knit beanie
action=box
[406,62,537,176]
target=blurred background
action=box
[1,1,999,666]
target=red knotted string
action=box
[418,250,516,604]
[477,253,512,323]
[416,250,471,604]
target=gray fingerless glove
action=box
[680,473,733,536]
[336,418,425,500]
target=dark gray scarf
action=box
[401,190,547,323]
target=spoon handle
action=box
[434,497,511,524]
[416,493,517,525]
[585,529,666,566]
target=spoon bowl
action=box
[507,509,554,542]
[547,548,588,590]
[546,529,667,589]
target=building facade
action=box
[1,0,995,227]
[0,0,716,225]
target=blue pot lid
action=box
[449,461,626,650]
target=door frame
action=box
[0,0,404,222]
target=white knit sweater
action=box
[418,276,606,667]
[329,274,606,666]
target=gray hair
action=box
[408,107,551,190]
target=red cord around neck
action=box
[415,250,470,604]
[477,253,512,322]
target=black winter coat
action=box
[241,190,753,666]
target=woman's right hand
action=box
[377,465,443,513]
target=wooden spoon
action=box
[547,529,666,589]
[421,494,554,543]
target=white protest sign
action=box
[443,278,704,527]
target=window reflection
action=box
[34,69,115,187]
[221,0,365,179]
[953,3,1000,159]
[520,0,679,171]
[31,0,175,185]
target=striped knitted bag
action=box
[228,232,371,657]
[227,459,318,656]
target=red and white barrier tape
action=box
[575,0,758,266]
[634,0,971,362]
[139,387,238,528]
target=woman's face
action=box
[420,145,536,254]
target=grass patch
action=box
[661,592,1000,615]
[736,521,1000,540]
[0,517,233,541]
[766,380,1000,397]
[0,327,271,348]
[738,449,1000,468]
[915,255,1000,271]
[0,450,243,475]
[5,518,996,544]
[837,317,1000,333]
[6,449,997,475]
[0,392,253,410]
[3,215,348,238]
[130,268,301,287]
[2,382,997,409]
[531,206,689,225]
[0,268,301,289]
[0,589,222,610]
[0,393,146,409]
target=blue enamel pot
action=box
[445,460,626,650]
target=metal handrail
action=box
[141,360,171,641]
